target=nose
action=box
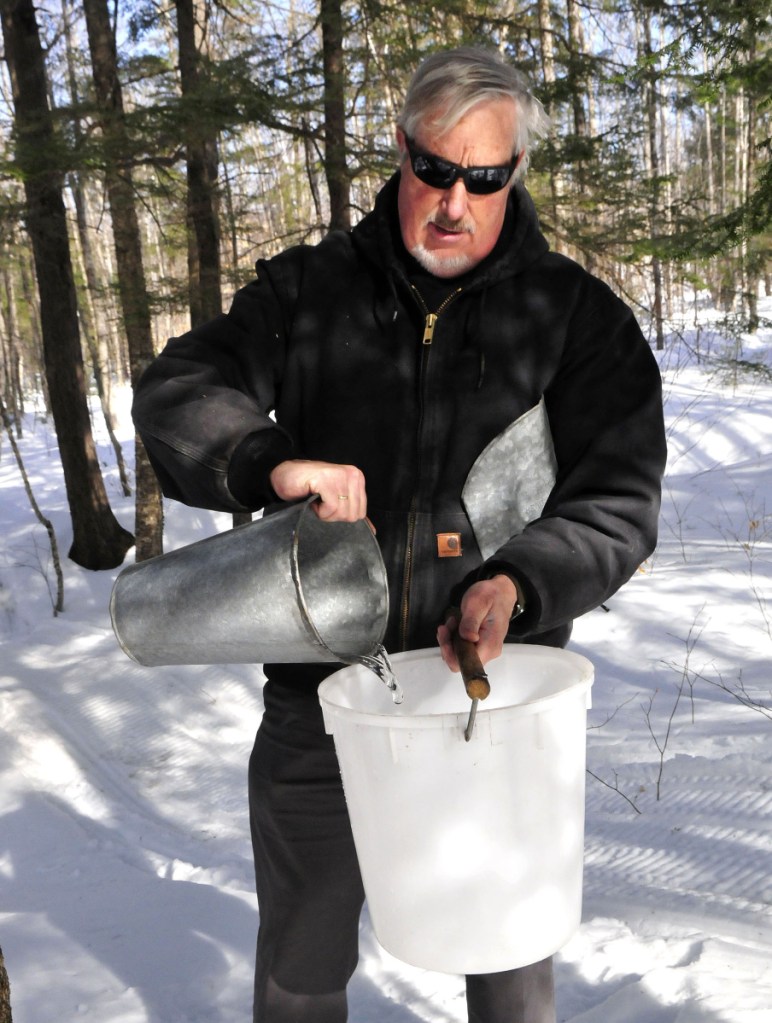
[441,179,469,221]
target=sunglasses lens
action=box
[465,168,511,194]
[413,153,458,189]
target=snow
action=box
[1,297,771,1022]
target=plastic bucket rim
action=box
[319,644,594,730]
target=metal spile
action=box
[446,607,490,740]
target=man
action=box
[133,47,666,1023]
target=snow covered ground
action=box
[1,298,770,1022]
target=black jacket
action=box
[133,174,666,657]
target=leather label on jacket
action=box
[436,532,463,557]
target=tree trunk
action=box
[640,8,664,350]
[743,34,759,330]
[537,0,560,243]
[175,0,223,325]
[0,252,24,427]
[566,0,587,139]
[82,0,164,561]
[0,0,134,570]
[320,0,350,232]
[17,248,44,402]
[301,115,324,225]
[0,943,11,1023]
[702,52,716,217]
[174,0,247,525]
[566,0,595,272]
[70,179,132,498]
[61,0,130,496]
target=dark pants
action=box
[248,678,556,1023]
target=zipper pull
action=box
[422,312,438,345]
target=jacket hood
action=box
[351,171,550,289]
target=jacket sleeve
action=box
[483,280,666,637]
[132,263,295,513]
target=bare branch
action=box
[0,399,64,615]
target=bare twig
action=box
[587,693,637,729]
[693,668,772,721]
[0,399,64,615]
[644,614,709,800]
[586,768,642,814]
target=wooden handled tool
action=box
[446,608,490,740]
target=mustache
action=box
[428,213,475,235]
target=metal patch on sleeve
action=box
[437,532,463,557]
[461,397,557,560]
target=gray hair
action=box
[397,47,550,181]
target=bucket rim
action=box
[318,644,594,730]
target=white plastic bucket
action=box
[318,645,593,974]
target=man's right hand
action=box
[269,459,367,522]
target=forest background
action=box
[0,0,769,572]
[0,2,769,1017]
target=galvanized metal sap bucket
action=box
[110,498,389,666]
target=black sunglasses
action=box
[404,135,519,195]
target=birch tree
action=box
[82,0,164,561]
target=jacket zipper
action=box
[398,285,463,649]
